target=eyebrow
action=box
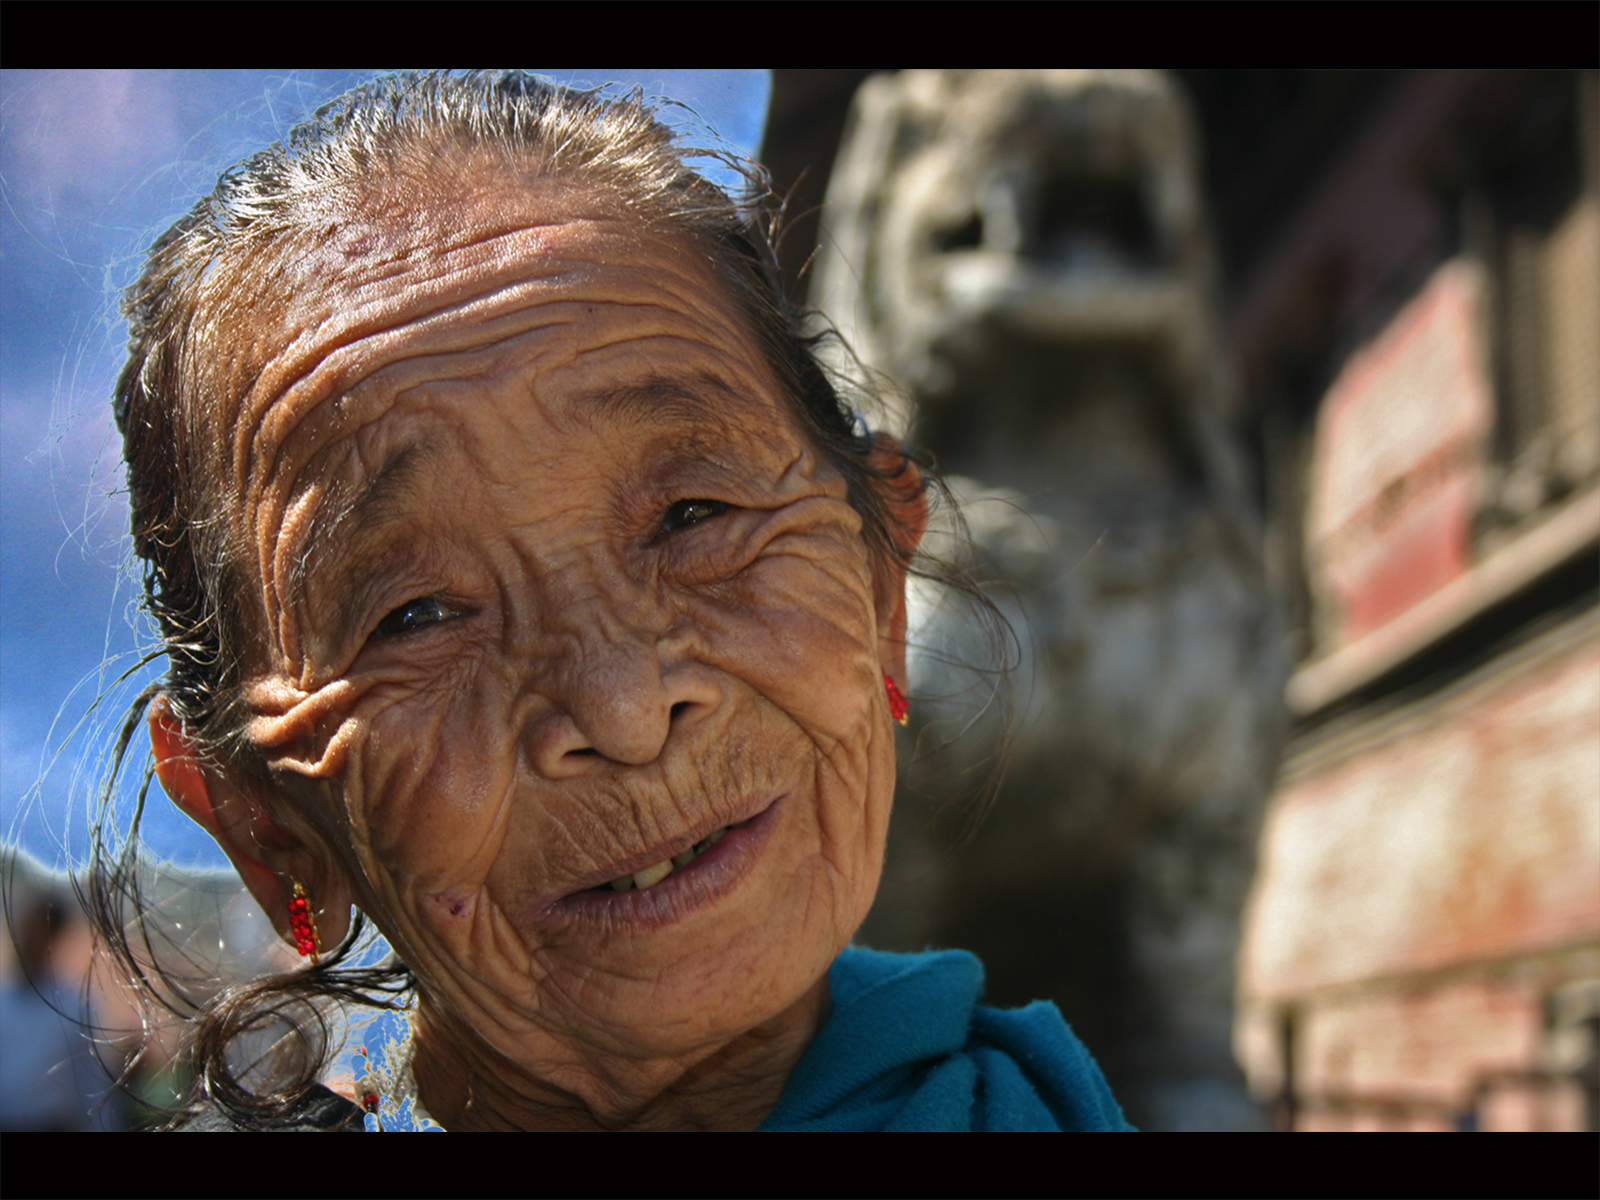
[578,372,764,429]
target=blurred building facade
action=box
[1222,69,1600,1132]
[767,68,1599,1131]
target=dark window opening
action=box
[1029,171,1160,273]
[1448,70,1596,521]
[937,212,985,254]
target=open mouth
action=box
[538,792,787,928]
[589,822,740,893]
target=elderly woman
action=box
[102,71,1130,1132]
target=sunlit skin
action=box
[149,163,924,1130]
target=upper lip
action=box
[550,788,784,903]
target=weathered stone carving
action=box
[812,69,1289,1129]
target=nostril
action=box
[670,701,692,723]
[569,747,599,757]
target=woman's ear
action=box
[148,699,354,955]
[865,434,929,683]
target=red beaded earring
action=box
[289,881,321,965]
[354,1046,383,1131]
[883,671,910,725]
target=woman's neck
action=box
[409,976,830,1132]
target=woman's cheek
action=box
[695,555,879,736]
[732,523,877,641]
[341,669,515,884]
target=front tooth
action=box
[706,827,727,847]
[633,859,674,889]
[672,849,697,869]
[610,875,635,891]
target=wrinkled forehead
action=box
[206,166,771,525]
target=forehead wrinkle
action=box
[238,268,598,527]
[231,210,618,483]
[231,208,731,520]
[236,265,730,556]
[576,372,767,430]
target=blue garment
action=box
[759,946,1134,1132]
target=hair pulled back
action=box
[95,70,936,1129]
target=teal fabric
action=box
[758,946,1135,1132]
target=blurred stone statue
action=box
[813,69,1288,1129]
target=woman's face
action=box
[224,176,903,1086]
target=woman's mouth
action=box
[597,825,730,892]
[536,792,787,930]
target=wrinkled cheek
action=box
[710,573,881,744]
[732,567,892,924]
[777,623,879,749]
[343,694,516,891]
[813,712,893,850]
[422,889,480,925]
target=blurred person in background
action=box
[0,882,123,1130]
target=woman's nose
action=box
[526,647,722,778]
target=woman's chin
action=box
[504,820,855,1060]
[567,946,824,1060]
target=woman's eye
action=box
[374,596,457,639]
[659,498,728,536]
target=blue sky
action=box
[0,70,772,868]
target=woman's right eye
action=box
[374,596,457,639]
[658,498,728,537]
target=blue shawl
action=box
[758,946,1134,1132]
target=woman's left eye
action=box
[658,498,728,536]
[374,596,457,639]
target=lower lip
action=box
[536,793,787,932]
